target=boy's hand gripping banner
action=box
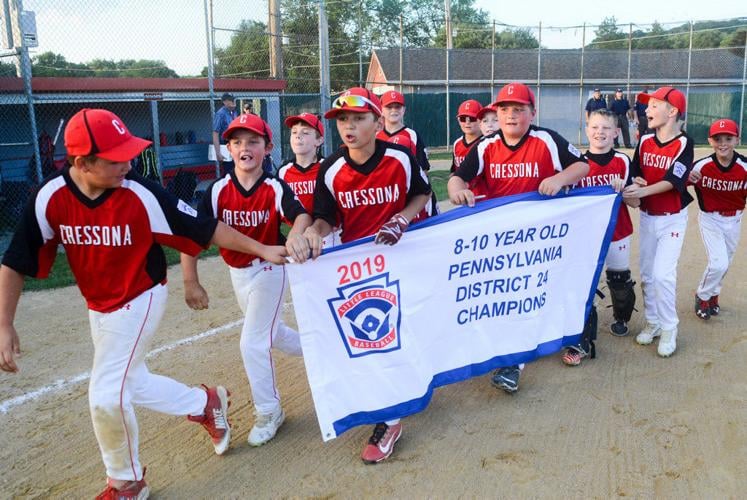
[287,187,620,441]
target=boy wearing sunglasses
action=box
[447,82,589,394]
[303,87,431,464]
[451,99,483,173]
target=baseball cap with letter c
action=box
[381,90,406,107]
[284,112,324,136]
[708,118,739,138]
[492,82,535,107]
[637,86,687,115]
[222,113,273,142]
[65,108,152,162]
[457,99,482,118]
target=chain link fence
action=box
[1,1,746,254]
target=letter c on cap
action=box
[720,120,725,128]
[240,114,248,123]
[508,85,514,95]
[112,119,126,135]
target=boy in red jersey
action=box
[447,82,589,392]
[377,90,431,172]
[478,104,499,137]
[377,89,438,219]
[623,87,694,357]
[303,87,430,464]
[688,119,746,320]
[562,109,639,366]
[277,113,339,247]
[450,99,482,173]
[0,109,289,499]
[181,113,312,447]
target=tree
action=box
[0,59,16,77]
[213,20,270,80]
[633,22,672,50]
[30,51,178,78]
[588,17,626,49]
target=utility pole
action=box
[319,0,332,155]
[444,0,451,150]
[268,0,283,79]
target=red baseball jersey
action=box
[450,135,481,172]
[581,150,634,241]
[691,152,747,214]
[630,132,694,215]
[198,172,305,268]
[454,125,586,198]
[2,168,216,313]
[377,127,431,171]
[277,160,322,214]
[313,140,431,243]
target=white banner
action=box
[288,187,620,441]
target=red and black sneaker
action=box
[708,295,720,316]
[96,469,149,500]
[695,295,710,320]
[187,385,231,455]
[361,422,402,464]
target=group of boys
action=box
[0,81,744,499]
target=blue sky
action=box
[19,0,747,76]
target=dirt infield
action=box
[2,149,747,498]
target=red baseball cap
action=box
[222,113,273,142]
[325,87,382,119]
[477,105,497,120]
[284,112,324,136]
[457,99,482,118]
[64,109,151,162]
[381,90,405,107]
[709,118,739,138]
[493,82,535,107]
[637,86,687,115]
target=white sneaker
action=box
[247,409,285,446]
[636,322,661,345]
[657,328,678,357]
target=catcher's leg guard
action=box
[579,304,598,359]
[606,269,636,323]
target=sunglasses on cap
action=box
[458,116,477,123]
[331,94,382,115]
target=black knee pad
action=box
[580,305,598,359]
[606,269,636,323]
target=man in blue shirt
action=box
[585,88,607,121]
[609,88,632,148]
[634,88,650,144]
[212,93,237,175]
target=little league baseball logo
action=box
[327,273,402,358]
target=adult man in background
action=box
[609,88,632,148]
[585,88,607,121]
[634,88,650,143]
[212,93,237,175]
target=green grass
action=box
[428,151,452,161]
[429,169,449,201]
[23,246,220,292]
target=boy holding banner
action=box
[447,82,589,392]
[562,109,639,366]
[303,87,431,464]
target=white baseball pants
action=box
[229,262,302,415]
[638,210,688,330]
[696,211,743,300]
[88,284,207,481]
[606,235,632,272]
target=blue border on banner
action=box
[321,187,622,437]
